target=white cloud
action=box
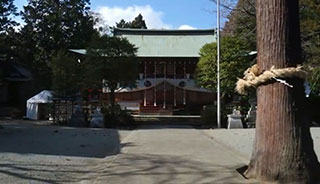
[178,25,197,30]
[96,5,172,29]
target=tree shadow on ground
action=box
[0,122,121,158]
[0,122,256,183]
[0,160,101,183]
[81,153,254,184]
[0,148,254,184]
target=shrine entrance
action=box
[155,82,175,109]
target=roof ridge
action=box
[114,28,216,36]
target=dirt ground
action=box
[0,120,319,183]
[0,120,133,183]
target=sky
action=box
[13,0,222,30]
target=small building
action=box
[71,28,216,114]
[0,61,33,117]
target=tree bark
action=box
[244,0,320,183]
[110,89,115,109]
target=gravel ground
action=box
[0,120,133,183]
[1,120,320,183]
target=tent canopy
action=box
[27,90,53,104]
[26,90,53,120]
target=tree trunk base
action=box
[244,161,320,183]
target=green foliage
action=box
[223,0,320,95]
[222,0,256,49]
[22,0,96,49]
[116,19,130,29]
[200,104,229,127]
[0,68,3,85]
[19,0,98,89]
[201,105,217,125]
[101,105,134,127]
[196,36,254,96]
[50,50,82,96]
[300,0,320,94]
[0,29,20,62]
[309,67,320,95]
[84,35,138,107]
[0,0,19,64]
[308,94,320,123]
[116,14,147,29]
[300,0,320,64]
[0,0,18,33]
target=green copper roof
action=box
[114,28,216,57]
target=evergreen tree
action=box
[0,0,18,33]
[131,14,147,29]
[19,0,98,89]
[50,50,82,96]
[0,0,19,63]
[116,19,131,29]
[222,0,256,50]
[84,35,138,108]
[300,0,320,94]
[116,14,147,29]
[223,0,320,95]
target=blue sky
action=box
[14,0,222,29]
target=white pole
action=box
[217,0,221,128]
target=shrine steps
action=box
[139,105,172,115]
[132,115,202,126]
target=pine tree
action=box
[19,0,98,89]
[116,14,147,29]
[84,35,138,108]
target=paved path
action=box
[0,122,257,183]
[206,128,320,161]
[81,125,255,184]
[2,122,319,183]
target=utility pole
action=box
[216,0,221,128]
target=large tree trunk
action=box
[244,0,320,183]
[110,89,115,109]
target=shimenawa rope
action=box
[236,64,307,95]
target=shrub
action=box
[201,104,231,128]
[308,95,320,124]
[101,104,134,127]
[201,105,217,126]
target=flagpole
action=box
[217,0,221,128]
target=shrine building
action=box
[71,28,216,114]
[113,28,215,114]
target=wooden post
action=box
[163,62,166,109]
[154,62,157,107]
[144,61,147,106]
[174,61,177,107]
[183,61,186,105]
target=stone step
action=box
[133,115,203,126]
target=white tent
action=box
[26,90,53,120]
